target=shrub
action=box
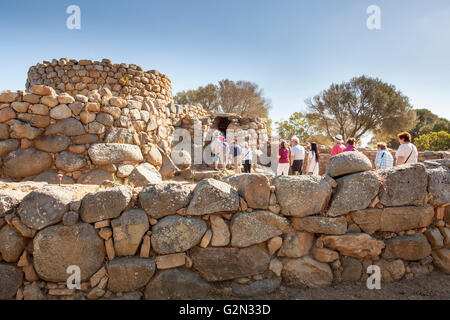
[414,131,450,151]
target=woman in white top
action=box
[306,142,320,175]
[396,132,418,165]
[241,142,252,173]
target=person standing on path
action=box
[306,142,320,175]
[229,139,242,174]
[277,141,290,176]
[290,136,305,175]
[241,142,252,173]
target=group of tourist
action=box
[277,137,319,176]
[211,130,419,176]
[211,133,253,174]
[276,131,418,175]
[328,131,418,170]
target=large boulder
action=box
[0,139,19,157]
[17,113,50,128]
[426,165,450,206]
[139,183,191,219]
[341,257,362,282]
[378,164,428,207]
[0,123,9,140]
[382,234,432,261]
[127,162,162,187]
[232,277,282,297]
[143,143,162,167]
[71,133,98,144]
[77,169,113,185]
[88,143,143,165]
[291,216,347,235]
[0,107,16,123]
[210,215,231,247]
[0,225,27,262]
[8,120,42,140]
[230,211,291,247]
[0,190,26,217]
[34,136,71,153]
[432,248,450,274]
[159,155,180,179]
[44,118,85,136]
[0,264,23,299]
[321,233,385,260]
[191,245,270,281]
[144,268,212,300]
[278,232,314,258]
[151,216,207,254]
[107,257,156,293]
[104,128,133,144]
[222,173,271,209]
[351,206,435,234]
[79,186,132,223]
[326,171,380,217]
[111,209,149,256]
[4,148,52,178]
[186,179,240,216]
[18,188,74,230]
[55,151,86,172]
[0,90,19,102]
[282,256,333,288]
[33,223,105,282]
[374,259,405,282]
[272,175,332,217]
[326,152,372,178]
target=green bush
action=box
[414,131,450,151]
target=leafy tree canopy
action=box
[275,112,312,142]
[305,76,416,142]
[174,80,271,118]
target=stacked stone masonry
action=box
[1,59,271,183]
[0,83,209,183]
[0,153,449,300]
[26,58,173,103]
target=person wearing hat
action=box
[331,134,345,157]
[290,136,305,175]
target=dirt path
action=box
[230,271,450,300]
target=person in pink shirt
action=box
[343,137,358,152]
[277,141,290,176]
[331,134,345,156]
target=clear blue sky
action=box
[1,0,449,124]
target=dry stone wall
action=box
[0,83,210,184]
[26,58,173,103]
[0,153,449,300]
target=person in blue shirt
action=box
[229,138,242,173]
[374,142,394,170]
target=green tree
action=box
[305,76,416,142]
[410,108,450,140]
[414,131,450,151]
[276,112,313,142]
[373,108,449,149]
[174,80,271,118]
[174,84,219,111]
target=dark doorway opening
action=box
[214,117,231,137]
